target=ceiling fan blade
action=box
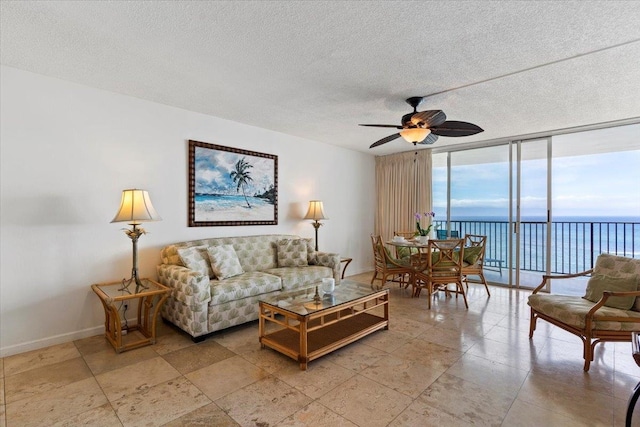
[417,133,439,145]
[410,110,446,127]
[359,124,403,129]
[430,121,484,137]
[369,133,401,148]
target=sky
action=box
[194,146,275,196]
[432,124,640,220]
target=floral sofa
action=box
[157,234,340,341]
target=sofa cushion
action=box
[209,271,282,305]
[207,245,244,279]
[583,274,639,310]
[528,294,640,331]
[177,245,213,278]
[277,239,308,267]
[303,238,318,265]
[594,253,640,311]
[264,266,332,291]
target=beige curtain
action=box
[374,149,432,242]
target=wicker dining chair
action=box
[461,234,491,297]
[414,238,467,309]
[393,230,418,259]
[370,235,413,290]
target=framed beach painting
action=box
[188,140,278,226]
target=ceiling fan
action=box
[360,96,484,148]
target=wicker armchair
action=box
[528,254,640,371]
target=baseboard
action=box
[0,325,104,358]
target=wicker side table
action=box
[92,278,169,353]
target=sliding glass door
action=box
[433,122,640,290]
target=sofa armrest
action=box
[156,264,211,306]
[532,269,594,294]
[315,251,342,284]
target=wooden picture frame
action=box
[188,140,278,226]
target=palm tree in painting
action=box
[230,157,254,208]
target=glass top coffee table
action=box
[258,279,389,370]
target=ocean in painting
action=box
[195,194,274,222]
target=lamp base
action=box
[117,274,148,294]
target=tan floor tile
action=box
[0,358,4,378]
[387,315,432,338]
[274,358,356,399]
[614,395,640,427]
[318,375,413,427]
[501,398,588,427]
[392,338,463,371]
[162,402,240,426]
[212,322,260,352]
[323,342,389,372]
[360,353,443,398]
[112,376,210,426]
[152,322,196,355]
[466,336,540,370]
[5,377,107,427]
[359,328,414,353]
[445,353,529,397]
[388,398,468,427]
[185,355,268,401]
[278,401,358,427]
[74,334,115,357]
[3,342,80,376]
[238,343,299,373]
[0,405,5,427]
[4,357,92,404]
[51,402,122,427]
[416,324,482,351]
[614,371,640,400]
[0,378,4,405]
[95,356,181,401]
[216,376,312,426]
[82,344,159,375]
[162,340,235,374]
[418,372,514,425]
[517,372,615,425]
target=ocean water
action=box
[437,216,640,274]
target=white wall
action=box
[0,66,375,357]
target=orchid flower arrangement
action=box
[415,211,436,236]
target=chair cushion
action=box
[463,246,483,265]
[277,239,308,267]
[583,274,639,310]
[177,245,213,278]
[207,245,245,279]
[594,254,640,311]
[528,294,640,331]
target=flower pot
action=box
[417,235,429,244]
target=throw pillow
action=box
[207,245,244,279]
[303,238,318,265]
[177,245,214,278]
[583,274,640,310]
[463,246,483,265]
[277,239,308,267]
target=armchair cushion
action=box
[594,253,640,311]
[583,274,640,310]
[529,294,640,331]
[207,245,244,279]
[177,245,214,278]
[276,238,308,267]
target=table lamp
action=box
[111,189,162,293]
[304,200,327,251]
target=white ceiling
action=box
[2,1,640,156]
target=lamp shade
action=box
[304,200,327,221]
[399,128,430,143]
[111,189,162,224]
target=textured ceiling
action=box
[2,1,640,155]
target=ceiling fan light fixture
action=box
[400,128,430,143]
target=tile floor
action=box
[2,272,640,426]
